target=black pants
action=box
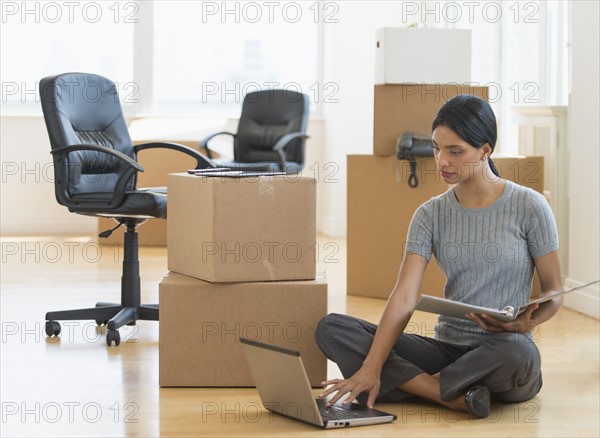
[315,313,543,405]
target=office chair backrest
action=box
[235,89,309,164]
[40,73,136,198]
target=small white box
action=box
[375,28,471,85]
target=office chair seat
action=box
[70,188,168,219]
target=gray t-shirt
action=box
[406,180,559,347]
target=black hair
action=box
[432,94,500,177]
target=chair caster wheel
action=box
[95,320,108,326]
[106,329,121,347]
[45,321,61,337]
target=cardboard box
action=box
[375,28,471,85]
[347,155,544,300]
[168,174,316,283]
[159,272,327,387]
[347,156,448,299]
[373,84,489,156]
[97,141,201,246]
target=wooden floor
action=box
[1,235,598,437]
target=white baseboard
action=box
[563,277,600,319]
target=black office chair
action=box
[40,72,214,346]
[199,89,310,174]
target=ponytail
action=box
[487,157,501,177]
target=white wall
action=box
[564,0,600,317]
[0,116,98,235]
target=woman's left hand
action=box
[466,303,539,333]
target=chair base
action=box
[44,222,157,347]
[45,302,158,346]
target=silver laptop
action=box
[240,338,397,429]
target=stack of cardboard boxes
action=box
[160,174,327,387]
[348,28,544,300]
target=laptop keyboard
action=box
[317,400,364,420]
[320,406,362,420]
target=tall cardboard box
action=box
[375,28,471,85]
[347,156,448,299]
[347,155,545,300]
[168,174,316,283]
[374,84,489,156]
[97,141,200,246]
[159,272,327,387]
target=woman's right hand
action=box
[318,364,381,409]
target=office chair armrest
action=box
[198,131,236,159]
[51,144,142,211]
[51,144,144,172]
[134,142,216,169]
[272,132,310,165]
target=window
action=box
[442,0,570,153]
[0,1,135,107]
[1,0,567,124]
[151,1,320,115]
